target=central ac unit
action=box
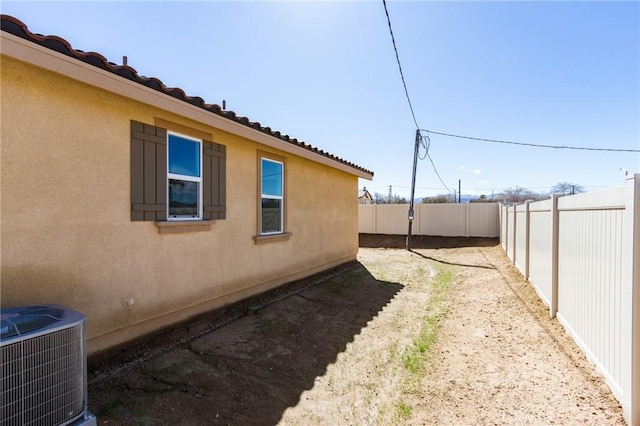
[0,304,97,426]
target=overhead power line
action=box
[422,129,640,153]
[381,0,454,249]
[382,0,419,130]
[426,151,453,192]
[381,2,452,194]
[421,133,453,192]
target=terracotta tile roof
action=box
[1,15,373,177]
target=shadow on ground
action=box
[359,233,500,249]
[88,262,403,425]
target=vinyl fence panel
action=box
[358,204,376,234]
[499,175,640,425]
[506,206,516,262]
[528,198,553,308]
[418,204,467,236]
[358,203,500,237]
[556,187,628,414]
[500,205,509,251]
[468,203,500,237]
[372,204,410,235]
[514,203,528,275]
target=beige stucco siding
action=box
[1,56,359,355]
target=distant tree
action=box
[471,194,489,203]
[372,192,408,204]
[421,194,452,204]
[389,195,408,204]
[502,186,544,203]
[550,182,585,195]
[373,192,388,204]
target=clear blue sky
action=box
[3,1,638,199]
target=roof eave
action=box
[0,24,374,180]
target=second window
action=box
[260,156,284,234]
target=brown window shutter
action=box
[131,121,167,221]
[203,141,226,220]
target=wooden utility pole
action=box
[407,130,420,250]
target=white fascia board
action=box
[1,31,373,180]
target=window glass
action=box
[261,198,282,234]
[169,179,199,217]
[261,159,283,197]
[168,132,202,220]
[169,134,200,177]
[261,157,284,234]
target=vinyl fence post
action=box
[550,194,559,319]
[634,174,640,426]
[524,200,531,280]
[504,205,509,253]
[465,203,470,237]
[511,204,517,265]
[623,174,640,425]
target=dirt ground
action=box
[88,235,625,425]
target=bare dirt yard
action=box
[88,235,625,425]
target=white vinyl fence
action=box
[500,175,640,425]
[358,203,499,237]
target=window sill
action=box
[155,220,215,234]
[253,232,292,245]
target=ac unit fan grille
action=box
[1,325,85,426]
[1,306,65,339]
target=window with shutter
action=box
[254,150,291,244]
[131,120,226,224]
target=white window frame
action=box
[260,157,284,235]
[167,131,203,221]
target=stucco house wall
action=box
[0,16,372,355]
